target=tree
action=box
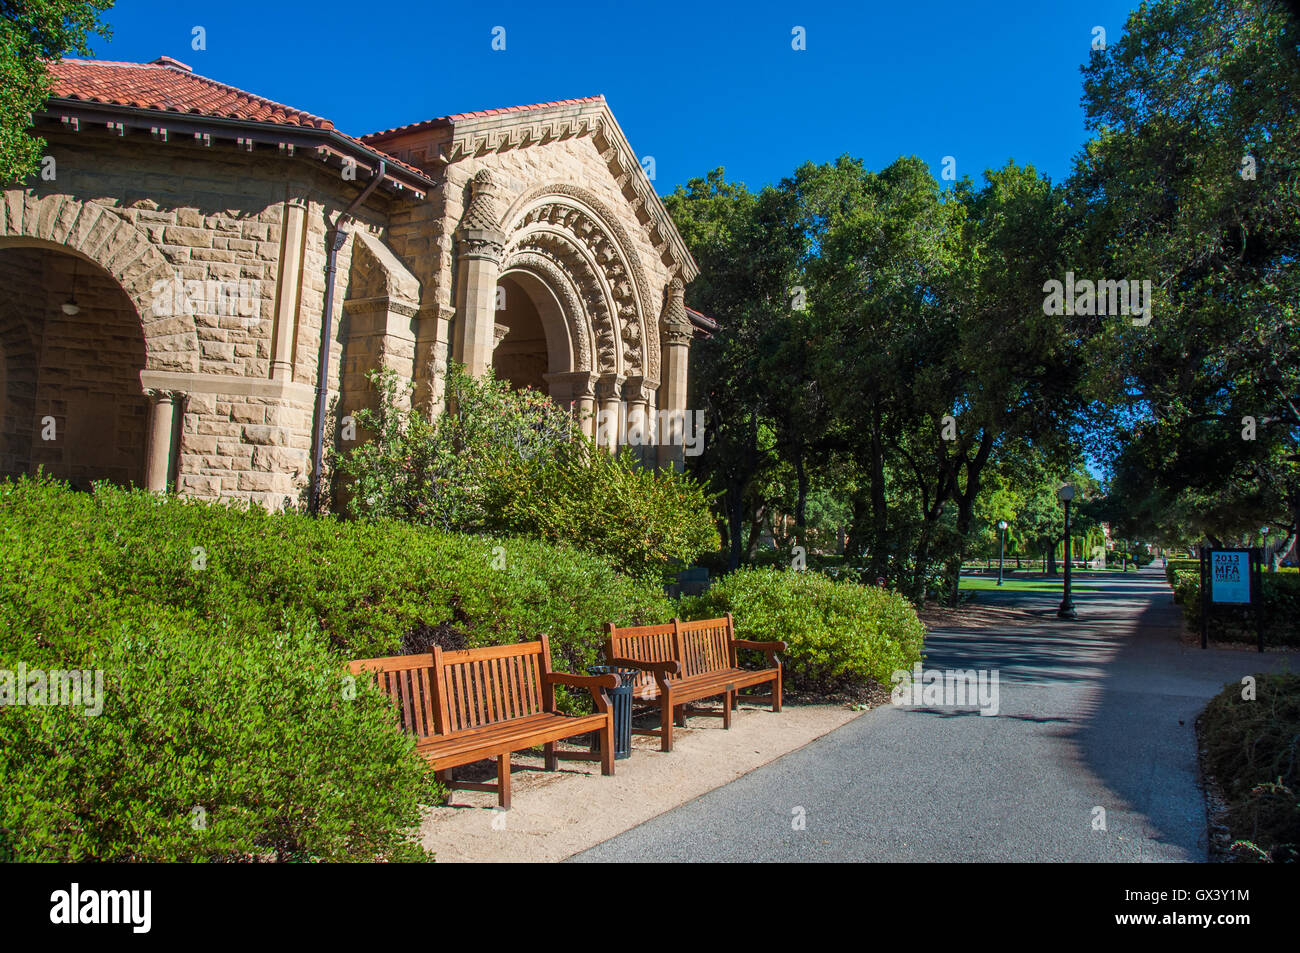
[1,0,113,182]
[1072,0,1300,551]
[664,170,808,570]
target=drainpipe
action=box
[308,160,385,515]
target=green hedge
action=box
[1200,673,1300,862]
[682,567,925,697]
[1165,558,1201,587]
[0,476,673,860]
[1169,569,1300,646]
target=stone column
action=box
[544,370,598,437]
[657,278,693,471]
[595,373,624,453]
[144,388,183,492]
[624,375,653,465]
[453,169,506,377]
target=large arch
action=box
[0,192,199,373]
[0,243,152,487]
[499,184,657,383]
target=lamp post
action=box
[1057,484,1077,619]
[997,520,1008,586]
[1262,526,1270,572]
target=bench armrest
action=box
[545,670,619,714]
[733,639,788,653]
[544,671,620,691]
[609,657,681,676]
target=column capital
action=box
[544,370,598,401]
[623,375,655,404]
[456,229,505,263]
[144,387,186,404]
[595,373,625,403]
[660,276,692,344]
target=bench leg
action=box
[773,671,783,713]
[437,768,453,807]
[497,755,511,810]
[544,742,558,772]
[661,698,674,752]
[674,704,687,728]
[599,718,615,777]
[722,689,733,729]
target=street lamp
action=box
[1057,484,1077,619]
[997,520,1008,585]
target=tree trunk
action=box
[726,487,745,572]
[869,399,888,579]
[794,453,808,547]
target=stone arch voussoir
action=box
[0,190,199,373]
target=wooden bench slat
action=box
[352,635,615,808]
[605,613,784,752]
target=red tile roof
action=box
[49,57,335,129]
[43,57,435,186]
[361,96,604,142]
[686,307,720,335]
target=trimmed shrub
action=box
[0,607,437,862]
[1199,673,1300,862]
[0,476,676,859]
[682,568,925,696]
[1165,558,1200,587]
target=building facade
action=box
[0,56,709,508]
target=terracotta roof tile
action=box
[686,307,720,333]
[49,57,335,129]
[44,58,433,185]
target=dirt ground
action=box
[417,700,865,862]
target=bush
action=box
[682,567,925,697]
[1169,567,1300,646]
[1165,558,1200,587]
[333,367,718,579]
[1,607,437,862]
[0,476,676,859]
[1199,673,1300,862]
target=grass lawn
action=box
[959,576,1100,592]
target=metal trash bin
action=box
[587,665,638,759]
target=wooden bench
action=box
[348,635,618,809]
[604,613,786,752]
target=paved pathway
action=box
[572,565,1296,862]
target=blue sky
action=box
[92,0,1143,196]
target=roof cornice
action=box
[34,98,436,198]
[437,99,698,282]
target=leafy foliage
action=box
[1,0,112,182]
[332,367,718,580]
[0,475,679,858]
[1200,673,1300,862]
[682,567,925,697]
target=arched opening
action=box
[0,244,149,488]
[492,274,548,392]
[492,270,581,398]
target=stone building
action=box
[0,56,714,508]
